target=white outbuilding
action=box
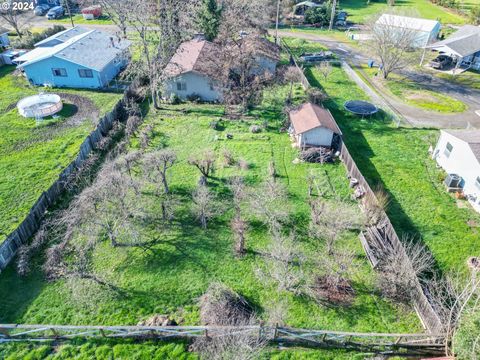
[433,129,480,213]
[375,14,441,48]
[289,102,342,148]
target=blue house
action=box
[15,27,131,89]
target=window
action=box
[476,177,480,190]
[78,69,93,78]
[52,68,67,77]
[444,142,453,157]
[176,81,187,91]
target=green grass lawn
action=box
[279,38,480,273]
[0,80,420,358]
[432,69,480,90]
[0,66,122,242]
[357,65,467,113]
[55,14,114,25]
[340,0,466,24]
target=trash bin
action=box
[368,60,374,68]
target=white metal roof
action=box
[376,14,440,33]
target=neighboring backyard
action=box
[0,66,122,242]
[356,64,468,114]
[281,38,480,273]
[340,0,466,24]
[0,80,420,358]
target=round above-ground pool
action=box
[344,100,378,116]
[17,94,63,118]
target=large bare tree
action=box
[0,2,25,38]
[368,13,420,79]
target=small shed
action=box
[289,102,342,148]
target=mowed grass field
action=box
[0,66,122,242]
[0,80,420,358]
[341,0,466,24]
[281,38,480,273]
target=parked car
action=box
[430,54,453,70]
[34,4,50,16]
[46,6,65,20]
[300,51,334,63]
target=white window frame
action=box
[52,68,67,77]
[78,69,93,78]
[176,81,187,91]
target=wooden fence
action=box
[0,323,446,356]
[280,39,311,90]
[0,96,127,272]
[339,143,445,333]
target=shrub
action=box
[249,125,261,133]
[209,119,221,130]
[304,4,332,26]
[186,93,203,102]
[169,93,182,105]
[12,26,66,49]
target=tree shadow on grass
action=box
[304,67,444,277]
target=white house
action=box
[433,129,480,213]
[164,37,222,102]
[427,25,480,71]
[289,102,342,148]
[375,14,441,48]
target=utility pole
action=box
[63,0,75,27]
[275,0,282,45]
[329,0,337,31]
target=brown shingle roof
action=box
[164,39,221,79]
[289,102,342,135]
[445,129,480,161]
[241,37,280,61]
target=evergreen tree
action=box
[196,0,222,41]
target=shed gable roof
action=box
[376,14,440,33]
[289,102,342,135]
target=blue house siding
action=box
[22,56,126,89]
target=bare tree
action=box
[231,216,248,256]
[368,12,420,79]
[189,149,216,178]
[143,149,177,194]
[91,0,130,36]
[0,3,25,38]
[283,66,302,104]
[192,183,215,229]
[309,199,364,255]
[376,236,434,303]
[316,61,333,81]
[257,232,305,294]
[249,178,289,235]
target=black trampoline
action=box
[344,100,378,116]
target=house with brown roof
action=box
[164,37,223,102]
[288,102,342,148]
[433,129,480,212]
[237,36,280,75]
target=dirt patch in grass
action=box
[311,276,356,306]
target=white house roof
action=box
[376,14,440,33]
[444,129,480,162]
[427,25,480,57]
[34,26,90,47]
[17,30,131,71]
[294,1,320,8]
